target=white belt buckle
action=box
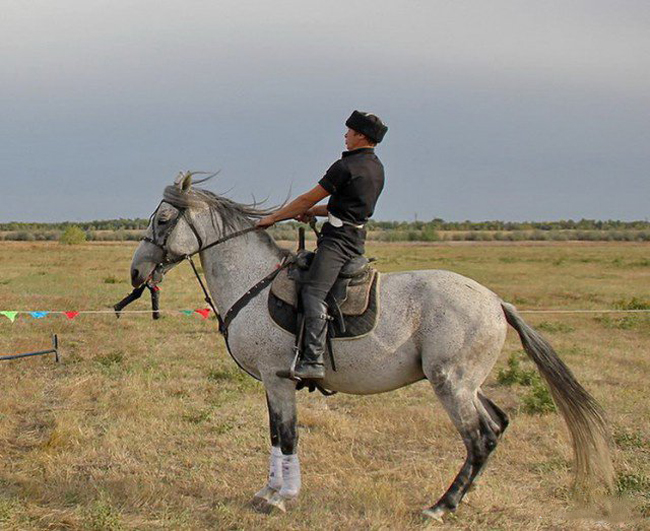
[328,213,344,227]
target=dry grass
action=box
[0,241,648,530]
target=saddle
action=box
[268,250,381,339]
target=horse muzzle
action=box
[131,263,155,287]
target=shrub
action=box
[497,353,537,386]
[59,226,87,245]
[615,297,650,310]
[14,231,35,241]
[522,379,557,414]
[421,229,440,242]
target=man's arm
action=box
[295,203,328,222]
[310,205,329,217]
[257,185,330,228]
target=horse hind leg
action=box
[478,391,509,439]
[423,382,502,522]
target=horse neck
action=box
[198,219,286,314]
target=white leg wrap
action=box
[279,453,301,498]
[268,446,283,490]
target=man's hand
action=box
[294,210,315,223]
[256,214,276,229]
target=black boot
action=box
[293,292,328,380]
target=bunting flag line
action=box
[0,308,222,322]
[1,311,17,322]
[1,307,647,324]
[194,308,211,319]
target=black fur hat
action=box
[345,110,388,144]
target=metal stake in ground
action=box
[0,334,60,363]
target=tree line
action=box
[2,217,649,232]
[1,218,650,243]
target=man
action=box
[257,110,388,379]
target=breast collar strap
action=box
[186,253,290,337]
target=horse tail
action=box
[501,302,614,496]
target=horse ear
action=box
[175,171,192,192]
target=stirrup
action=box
[276,347,324,381]
[275,346,302,381]
[291,363,325,380]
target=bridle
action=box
[141,200,290,339]
[143,200,225,266]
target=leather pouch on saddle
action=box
[269,250,380,339]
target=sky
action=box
[2,1,649,222]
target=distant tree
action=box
[59,226,87,245]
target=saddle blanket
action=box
[268,269,381,339]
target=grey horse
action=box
[130,173,613,521]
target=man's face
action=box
[344,128,367,150]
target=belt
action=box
[327,212,365,229]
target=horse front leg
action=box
[252,392,285,506]
[254,377,300,512]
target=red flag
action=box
[195,308,211,319]
[64,311,79,320]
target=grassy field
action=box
[0,240,648,530]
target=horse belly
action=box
[323,334,425,394]
[321,272,428,394]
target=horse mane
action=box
[162,185,288,254]
[162,185,280,231]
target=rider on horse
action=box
[257,110,388,380]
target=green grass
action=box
[536,321,576,333]
[616,472,650,495]
[83,494,124,531]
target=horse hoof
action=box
[266,492,287,513]
[251,485,277,508]
[262,491,297,514]
[422,506,445,523]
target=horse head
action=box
[130,171,205,287]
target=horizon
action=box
[2,215,649,226]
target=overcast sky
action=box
[2,1,649,222]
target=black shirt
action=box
[318,148,385,226]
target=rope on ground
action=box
[519,309,650,314]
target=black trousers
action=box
[301,223,365,314]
